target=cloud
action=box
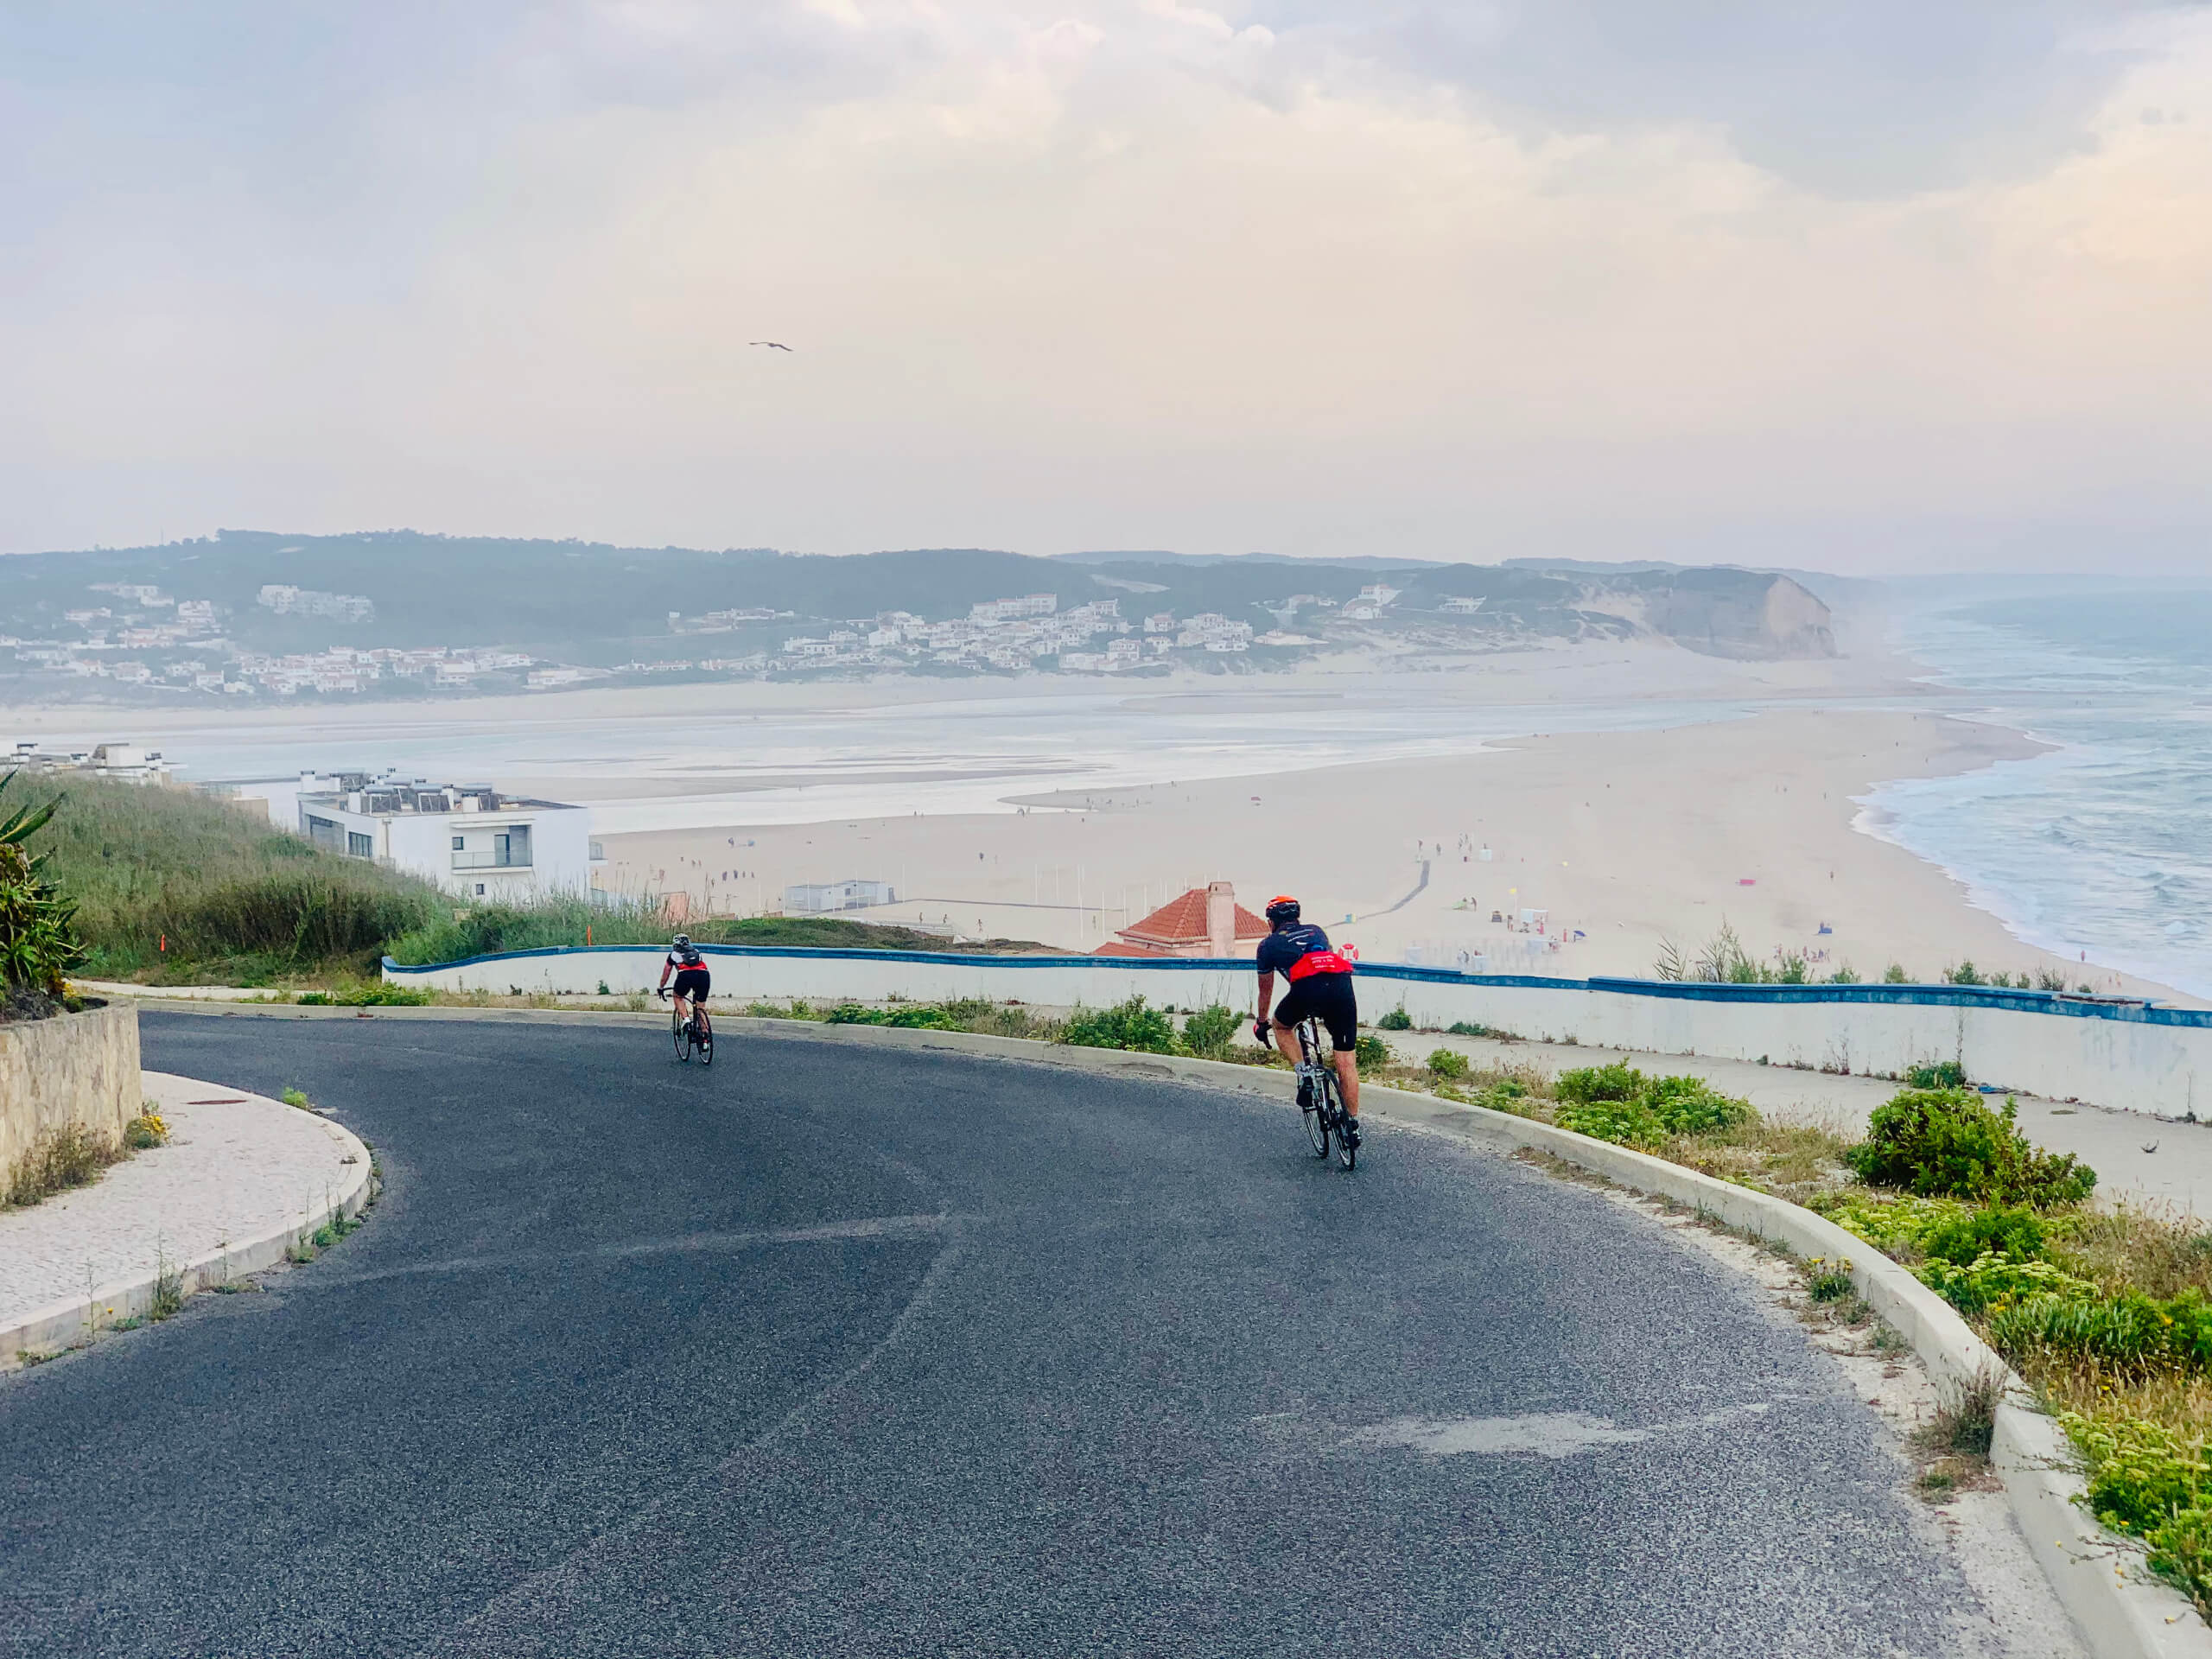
[3,1,2212,568]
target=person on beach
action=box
[1252,895,1362,1147]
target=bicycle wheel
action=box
[673,1008,692,1063]
[696,1013,714,1068]
[1319,1067,1355,1170]
[1302,1068,1329,1158]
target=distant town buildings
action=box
[257,584,375,623]
[0,580,1332,699]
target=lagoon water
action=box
[1866,586,2212,1001]
[91,682,1749,835]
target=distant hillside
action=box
[0,531,1835,701]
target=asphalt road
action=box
[2,1012,1987,1656]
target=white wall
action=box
[384,947,2212,1120]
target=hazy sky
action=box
[7,2,2212,570]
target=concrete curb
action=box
[2,1076,376,1370]
[132,1002,2204,1653]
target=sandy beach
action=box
[595,706,2183,1002]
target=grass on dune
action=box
[26,779,441,984]
[379,900,1057,965]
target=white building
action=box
[785,878,897,912]
[295,774,598,900]
[5,741,174,784]
[257,584,376,623]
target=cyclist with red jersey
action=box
[1250,894,1360,1148]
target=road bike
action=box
[666,994,715,1066]
[1267,1014,1356,1170]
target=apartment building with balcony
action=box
[296,773,597,899]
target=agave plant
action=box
[0,771,85,999]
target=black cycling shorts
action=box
[672,968,710,1001]
[1272,971,1357,1050]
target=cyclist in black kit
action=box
[656,934,710,1028]
[1251,895,1361,1147]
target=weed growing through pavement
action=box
[3,1122,124,1209]
[1804,1259,1856,1302]
[148,1241,185,1321]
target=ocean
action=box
[1866,584,2212,1001]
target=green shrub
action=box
[825,1003,885,1024]
[1917,1251,2101,1318]
[0,772,86,1001]
[1649,1082,1756,1136]
[1922,1205,2045,1267]
[1906,1059,1967,1090]
[1180,1004,1240,1055]
[1354,1034,1389,1071]
[1377,1007,1413,1031]
[1427,1048,1469,1080]
[1555,1096,1664,1147]
[884,1006,955,1029]
[1946,961,1986,986]
[1445,1020,1490,1037]
[1553,1065,1753,1140]
[1848,1087,2095,1207]
[1474,1082,1541,1118]
[1556,1062,1643,1104]
[1986,1290,2212,1370]
[302,982,431,1007]
[1883,963,1910,984]
[1063,996,1178,1054]
[2063,1414,2212,1602]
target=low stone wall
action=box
[386,943,2212,1118]
[0,1002,143,1182]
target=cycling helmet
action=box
[672,933,691,949]
[1264,895,1300,926]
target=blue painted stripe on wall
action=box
[383,945,2211,1028]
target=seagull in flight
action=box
[750,340,794,352]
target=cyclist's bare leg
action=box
[1269,1019,1302,1069]
[1333,1047,1361,1116]
[673,992,694,1027]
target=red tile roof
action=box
[1091,940,1156,957]
[1117,887,1269,947]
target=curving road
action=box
[3,1011,1997,1656]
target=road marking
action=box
[1333,1401,1774,1459]
[308,1213,972,1288]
